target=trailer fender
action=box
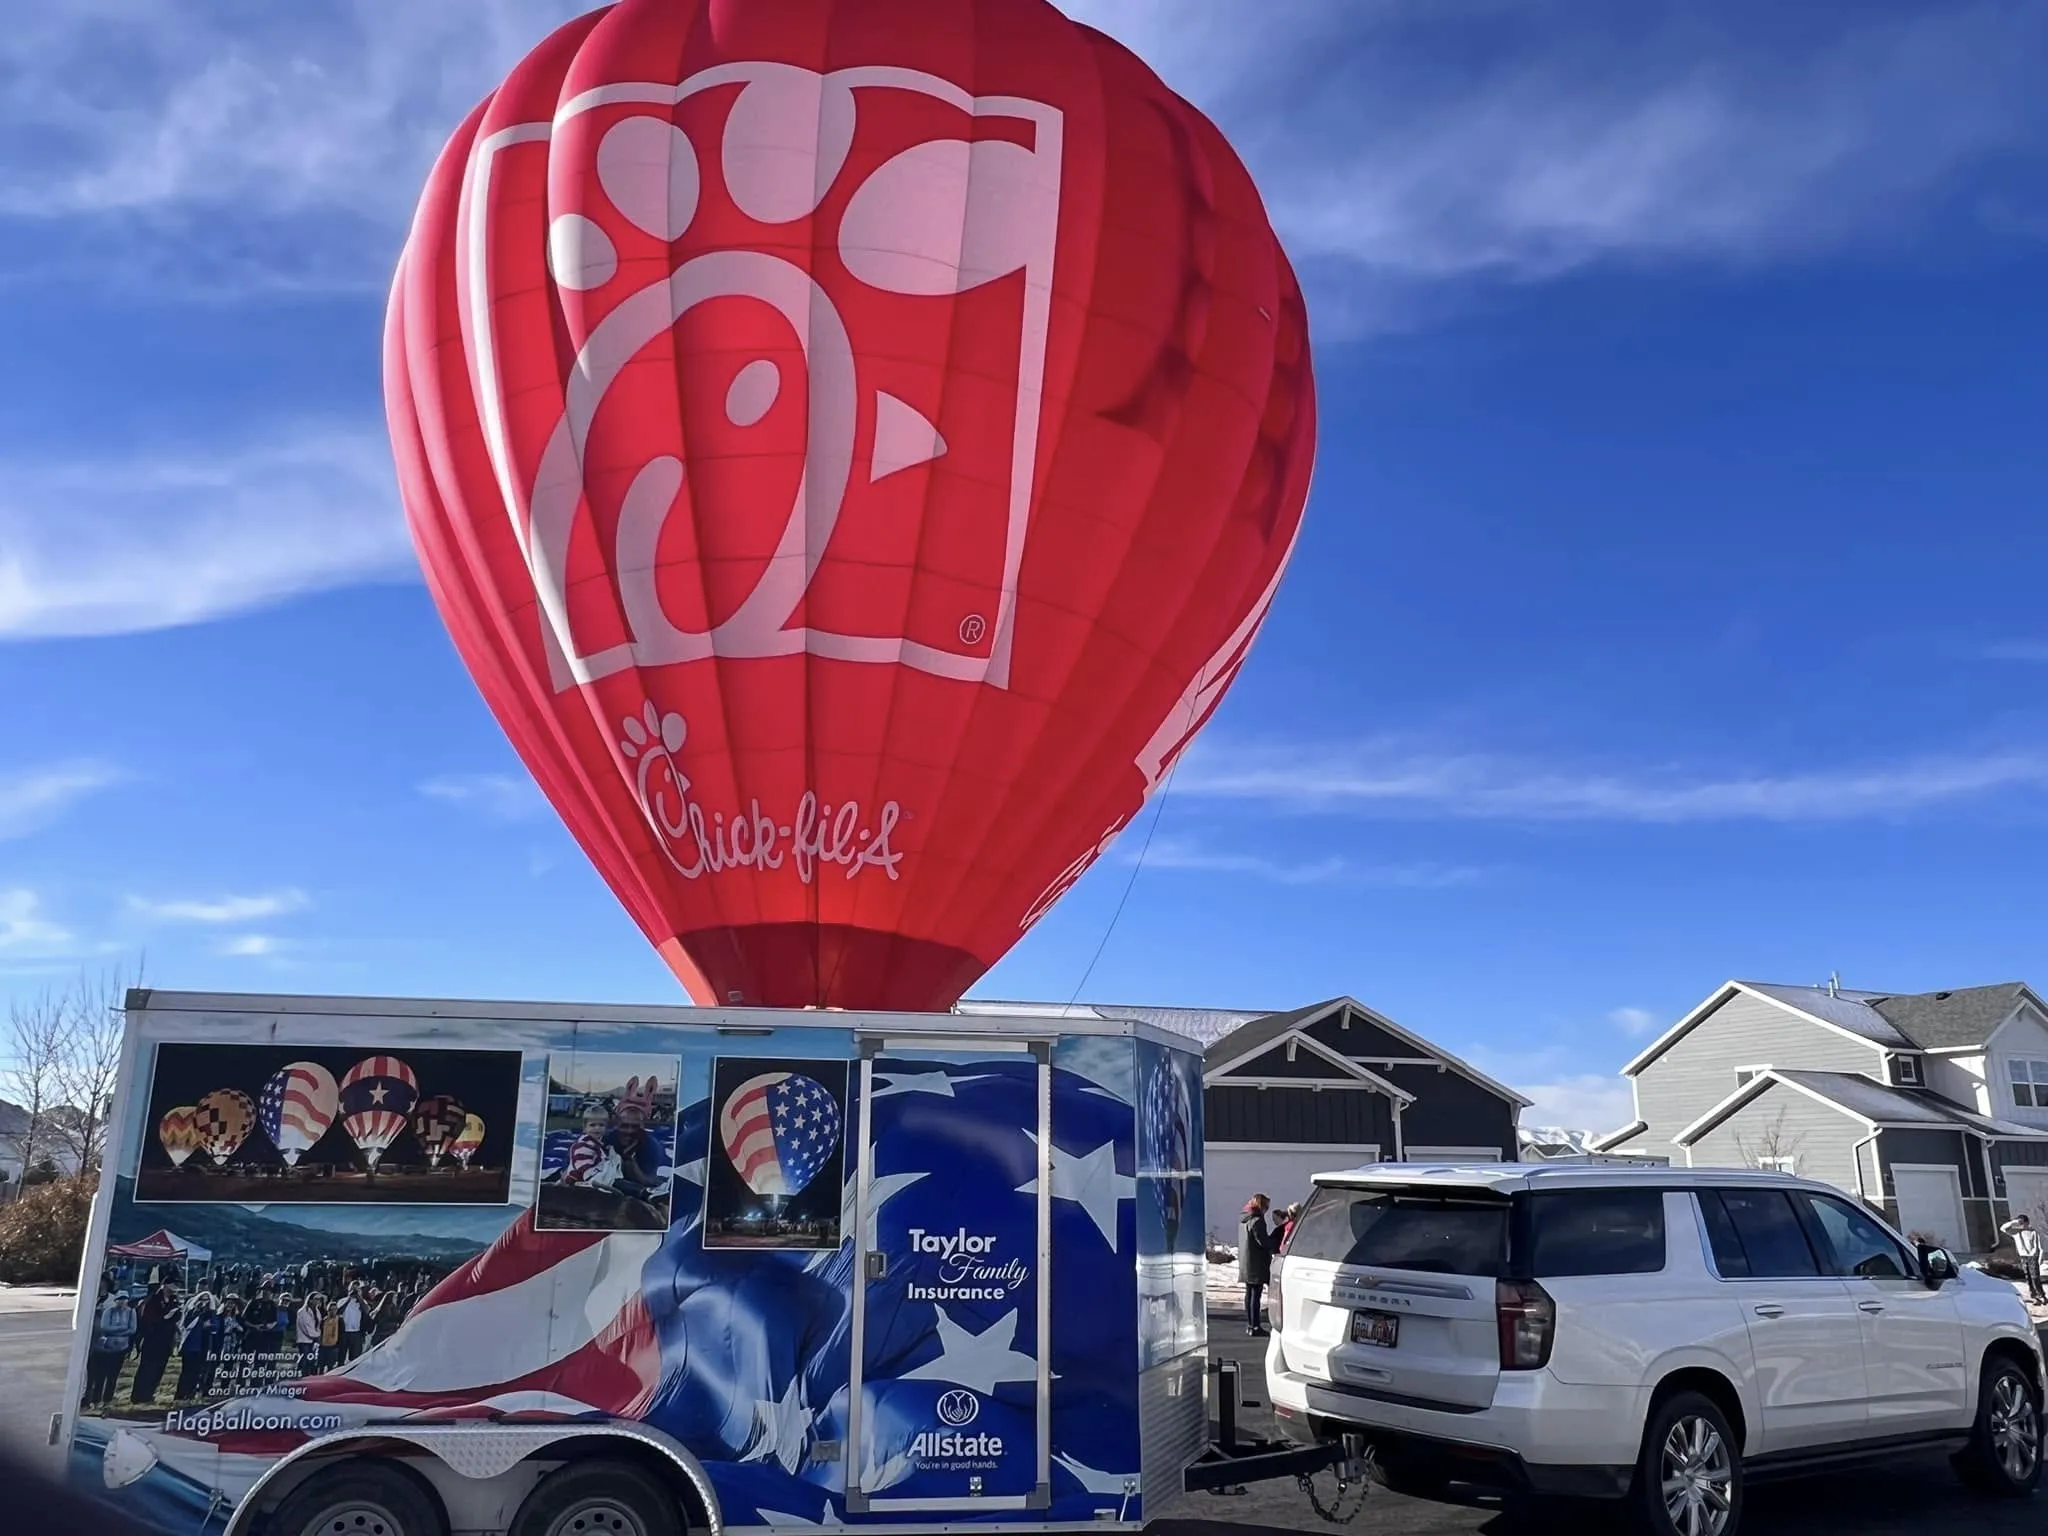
[223,1422,722,1536]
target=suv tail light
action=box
[1269,1259,1285,1330]
[1495,1279,1555,1370]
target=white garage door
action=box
[1891,1164,1967,1251]
[1205,1144,1379,1243]
[2004,1167,2048,1226]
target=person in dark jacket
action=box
[128,1284,179,1404]
[1238,1193,1275,1336]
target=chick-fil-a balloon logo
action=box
[618,705,902,884]
[458,62,1063,698]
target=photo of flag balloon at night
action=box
[134,1042,524,1206]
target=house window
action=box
[1891,1055,1922,1086]
[2012,1059,2048,1109]
[1756,1156,1798,1175]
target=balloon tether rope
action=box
[1066,760,1178,1008]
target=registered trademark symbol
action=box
[958,613,987,646]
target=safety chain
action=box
[1297,1467,1370,1525]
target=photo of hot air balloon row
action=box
[134,1043,523,1205]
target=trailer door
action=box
[847,1037,1052,1514]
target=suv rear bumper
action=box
[1267,1356,1644,1499]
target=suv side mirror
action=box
[1918,1245,1957,1288]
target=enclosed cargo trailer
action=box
[61,990,1236,1536]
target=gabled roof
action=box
[1623,980,1911,1076]
[1870,983,2038,1051]
[1674,1068,2048,1146]
[1204,997,1533,1108]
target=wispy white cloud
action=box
[419,772,547,821]
[1983,640,2048,663]
[127,890,309,925]
[1178,736,2048,824]
[4,1,2041,311]
[1135,834,1484,889]
[219,933,284,958]
[1074,0,2048,329]
[0,761,123,839]
[1465,1043,1634,1134]
[0,889,72,957]
[0,429,412,638]
[1609,1006,1662,1037]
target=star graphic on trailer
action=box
[901,1305,1037,1394]
[742,1371,813,1473]
[1016,1134,1134,1249]
[868,1069,992,1099]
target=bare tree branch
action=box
[2,956,143,1183]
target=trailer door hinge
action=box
[865,1252,888,1280]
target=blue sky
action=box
[4,0,2048,1134]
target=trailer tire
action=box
[266,1458,448,1536]
[509,1459,684,1536]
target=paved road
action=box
[0,1306,72,1466]
[2,1302,2043,1534]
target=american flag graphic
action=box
[339,1055,419,1164]
[259,1062,339,1166]
[719,1072,840,1198]
[564,1132,608,1184]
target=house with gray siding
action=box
[1595,979,2048,1253]
[962,995,1532,1240]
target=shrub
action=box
[0,1175,95,1285]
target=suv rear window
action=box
[1286,1186,1508,1276]
[1523,1189,1667,1277]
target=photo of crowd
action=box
[79,1260,449,1417]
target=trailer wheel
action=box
[266,1459,449,1536]
[509,1460,684,1536]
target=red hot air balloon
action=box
[387,0,1315,1010]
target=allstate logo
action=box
[936,1389,980,1428]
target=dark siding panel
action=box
[1380,1065,1519,1157]
[1205,1085,1394,1147]
[1304,1012,1413,1061]
[1993,1141,2048,1170]
[1874,1129,1973,1195]
[1217,1043,1348,1081]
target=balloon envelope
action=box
[386,0,1314,1010]
[157,1106,202,1169]
[193,1090,256,1164]
[339,1056,420,1169]
[260,1061,340,1167]
[451,1112,486,1167]
[411,1095,468,1165]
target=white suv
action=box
[1266,1163,2043,1536]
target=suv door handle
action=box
[1752,1304,1785,1318]
[1857,1301,1885,1314]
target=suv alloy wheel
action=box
[1634,1390,1742,1536]
[1954,1355,2043,1497]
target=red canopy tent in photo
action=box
[106,1230,213,1265]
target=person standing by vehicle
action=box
[128,1283,178,1405]
[2002,1213,2046,1304]
[1239,1193,1275,1337]
[85,1290,139,1406]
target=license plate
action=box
[1351,1310,1399,1348]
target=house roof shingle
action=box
[1868,983,2032,1051]
[1729,1069,2048,1140]
[1740,982,1917,1048]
